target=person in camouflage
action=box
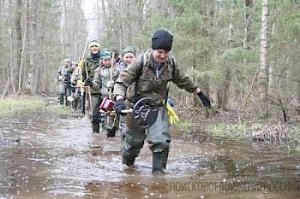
[56,58,71,106]
[113,46,136,81]
[113,29,211,174]
[81,40,102,133]
[92,50,117,137]
[113,46,137,140]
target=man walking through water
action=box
[113,29,211,174]
[56,58,71,106]
[81,40,102,133]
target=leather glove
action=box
[84,77,93,87]
[114,99,126,115]
[198,91,211,108]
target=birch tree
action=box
[258,0,270,117]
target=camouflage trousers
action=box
[121,107,171,158]
[90,94,102,123]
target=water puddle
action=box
[0,108,299,198]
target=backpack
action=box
[138,52,176,79]
[126,52,176,103]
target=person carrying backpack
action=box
[113,46,137,140]
[56,58,71,106]
[81,40,102,133]
[113,29,211,174]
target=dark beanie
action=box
[151,29,173,51]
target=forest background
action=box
[0,0,299,123]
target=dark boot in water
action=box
[92,122,100,133]
[122,155,136,167]
[152,149,169,175]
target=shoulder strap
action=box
[168,57,176,80]
[139,54,176,79]
[133,53,145,100]
[138,52,146,77]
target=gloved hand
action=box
[84,77,93,87]
[197,91,211,108]
[114,99,126,115]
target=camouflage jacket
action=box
[56,66,70,83]
[113,49,198,106]
[93,64,115,97]
[113,60,127,81]
[82,57,100,94]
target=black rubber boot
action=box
[122,155,135,167]
[59,94,64,105]
[152,149,169,175]
[80,94,85,114]
[92,122,100,133]
[106,127,116,137]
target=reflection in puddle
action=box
[0,108,299,198]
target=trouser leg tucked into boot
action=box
[152,149,169,175]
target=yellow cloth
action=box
[77,80,84,87]
[165,102,179,125]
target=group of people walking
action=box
[56,29,211,175]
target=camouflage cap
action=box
[100,50,112,60]
[121,46,136,56]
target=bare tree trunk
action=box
[258,0,270,117]
[61,0,67,57]
[14,0,23,95]
[200,0,215,105]
[101,0,107,35]
[0,0,3,21]
[297,81,300,114]
[218,0,234,110]
[18,0,30,94]
[28,0,37,94]
[243,0,254,49]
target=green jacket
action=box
[113,49,198,106]
[82,57,100,94]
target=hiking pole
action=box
[79,40,93,118]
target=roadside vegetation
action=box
[0,97,46,117]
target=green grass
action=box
[174,120,194,130]
[46,104,73,115]
[0,98,46,116]
[288,124,300,141]
[205,123,248,139]
[174,119,249,139]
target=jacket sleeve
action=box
[71,67,79,83]
[113,60,140,98]
[81,59,88,80]
[172,62,198,93]
[56,67,62,80]
[92,67,102,90]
